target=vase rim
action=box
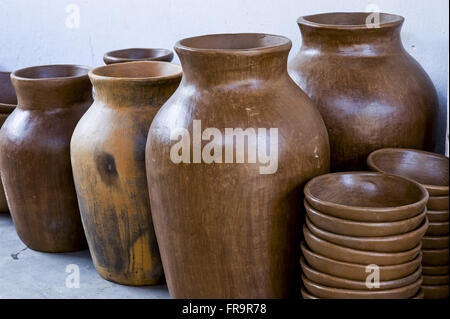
[103,48,174,63]
[11,64,91,82]
[298,12,404,30]
[89,61,182,83]
[175,33,291,55]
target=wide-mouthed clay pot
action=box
[146,33,330,298]
[306,216,429,252]
[289,13,439,171]
[367,148,449,196]
[304,200,426,237]
[0,71,17,213]
[304,172,428,222]
[300,257,422,290]
[0,65,92,252]
[71,61,181,285]
[422,265,449,276]
[427,195,449,211]
[427,210,449,222]
[103,48,174,65]
[426,221,449,236]
[304,225,421,265]
[422,248,449,266]
[302,275,422,299]
[422,236,449,249]
[422,284,449,299]
[301,242,422,281]
[422,274,449,285]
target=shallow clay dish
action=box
[301,286,319,299]
[301,242,422,281]
[306,216,429,252]
[422,236,449,249]
[422,248,449,266]
[427,210,449,223]
[304,200,426,237]
[422,274,449,285]
[303,225,421,265]
[302,275,422,299]
[426,221,449,236]
[103,48,174,65]
[300,257,422,290]
[422,265,449,275]
[427,195,449,211]
[422,285,449,299]
[304,172,428,222]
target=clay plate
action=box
[422,265,449,275]
[421,235,449,249]
[421,285,449,299]
[422,274,449,285]
[103,48,174,65]
[422,248,449,266]
[427,209,449,222]
[426,221,449,236]
[427,195,449,211]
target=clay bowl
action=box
[303,225,421,265]
[367,148,449,196]
[427,195,449,211]
[426,221,449,236]
[301,286,318,299]
[304,172,428,222]
[422,248,449,266]
[422,265,449,275]
[304,200,426,237]
[306,216,429,252]
[300,257,422,290]
[103,48,174,65]
[422,235,449,249]
[427,210,449,222]
[302,275,422,299]
[422,274,449,285]
[422,285,449,299]
[301,242,422,281]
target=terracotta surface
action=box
[304,172,428,222]
[0,64,92,252]
[0,71,17,213]
[426,221,449,236]
[301,242,422,281]
[422,248,449,266]
[422,236,449,249]
[146,33,330,298]
[71,61,182,285]
[306,216,429,252]
[304,200,426,237]
[427,195,449,210]
[367,148,449,196]
[422,265,449,275]
[421,285,449,299]
[427,210,449,222]
[103,48,174,65]
[289,13,438,171]
[422,274,449,285]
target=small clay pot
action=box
[302,275,422,299]
[304,200,426,237]
[426,221,449,236]
[103,48,174,65]
[422,265,449,275]
[427,195,449,211]
[367,148,449,196]
[301,242,422,281]
[301,286,318,299]
[422,248,449,266]
[300,257,422,290]
[304,225,421,265]
[304,172,428,222]
[422,274,449,285]
[422,285,449,299]
[306,216,429,252]
[422,236,449,249]
[427,210,449,223]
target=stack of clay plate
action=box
[300,172,429,299]
[368,148,449,299]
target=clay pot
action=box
[426,221,449,236]
[103,48,174,65]
[301,242,422,281]
[304,172,428,222]
[422,236,449,249]
[289,13,439,171]
[300,257,422,290]
[71,61,181,285]
[422,248,449,266]
[367,148,449,196]
[427,210,449,222]
[422,285,449,299]
[422,265,449,276]
[422,274,449,285]
[302,275,422,299]
[427,195,449,210]
[146,33,330,298]
[0,71,17,213]
[0,64,92,252]
[304,200,426,237]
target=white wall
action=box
[0,0,448,153]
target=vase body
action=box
[146,33,330,298]
[288,13,439,171]
[71,61,182,285]
[0,71,17,212]
[0,65,92,252]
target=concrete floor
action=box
[0,213,170,299]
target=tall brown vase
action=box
[0,65,92,252]
[0,71,17,213]
[71,61,182,285]
[146,33,330,298]
[288,12,439,171]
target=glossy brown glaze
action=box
[422,285,449,299]
[0,71,17,212]
[422,274,449,285]
[427,210,449,222]
[0,64,92,252]
[427,195,449,211]
[103,48,174,65]
[71,61,181,285]
[422,248,449,266]
[304,172,428,222]
[146,33,330,298]
[422,236,449,249]
[289,13,439,171]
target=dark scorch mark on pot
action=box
[95,152,118,185]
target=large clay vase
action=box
[0,64,92,252]
[0,71,17,213]
[146,33,330,298]
[71,61,182,285]
[288,12,439,171]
